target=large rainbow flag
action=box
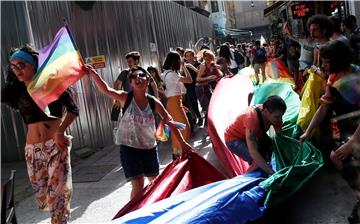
[27,25,86,113]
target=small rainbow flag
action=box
[27,25,86,113]
[155,120,186,142]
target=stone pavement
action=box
[3,127,220,224]
[2,126,357,224]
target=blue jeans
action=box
[226,139,253,164]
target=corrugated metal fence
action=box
[1,1,212,161]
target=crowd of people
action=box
[2,13,360,224]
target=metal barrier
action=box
[1,1,213,161]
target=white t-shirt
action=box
[298,38,316,70]
[229,50,238,69]
[162,70,186,98]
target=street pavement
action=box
[1,126,357,224]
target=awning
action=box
[223,28,252,36]
[264,1,287,17]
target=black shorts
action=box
[120,145,159,181]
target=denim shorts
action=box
[225,139,253,164]
[120,145,159,181]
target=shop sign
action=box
[85,55,106,69]
[291,3,312,19]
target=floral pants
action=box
[25,139,72,224]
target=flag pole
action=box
[62,19,85,65]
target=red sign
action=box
[92,62,106,69]
[291,3,312,19]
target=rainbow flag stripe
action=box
[155,120,186,142]
[332,72,360,105]
[27,26,86,112]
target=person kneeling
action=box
[224,95,287,175]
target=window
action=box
[211,1,219,13]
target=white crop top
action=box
[162,70,187,98]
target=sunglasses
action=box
[129,71,148,80]
[10,62,26,71]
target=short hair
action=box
[320,40,352,73]
[184,48,195,57]
[344,16,357,30]
[163,51,181,70]
[255,40,261,46]
[307,15,334,38]
[176,47,184,55]
[263,95,287,113]
[125,51,140,61]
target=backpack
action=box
[255,47,267,63]
[122,91,156,117]
[113,91,156,145]
[234,50,245,65]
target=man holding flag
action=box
[1,25,86,224]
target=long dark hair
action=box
[2,45,39,109]
[147,66,162,84]
[219,44,232,64]
[162,51,181,71]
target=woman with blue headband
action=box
[1,45,79,224]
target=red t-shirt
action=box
[224,105,266,142]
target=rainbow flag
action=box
[155,120,186,142]
[155,121,170,142]
[27,25,86,113]
[332,71,360,105]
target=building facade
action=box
[234,1,272,41]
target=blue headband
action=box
[10,50,37,68]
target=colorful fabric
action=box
[112,134,323,223]
[328,66,360,105]
[264,58,295,88]
[111,75,322,223]
[155,120,185,142]
[265,58,291,79]
[113,151,226,220]
[155,120,170,142]
[27,26,86,113]
[25,138,72,224]
[296,69,326,131]
[250,82,300,137]
[208,74,254,177]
